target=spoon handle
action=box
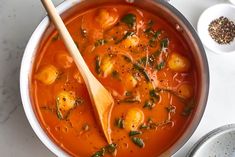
[41,0,91,84]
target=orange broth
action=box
[31,4,197,157]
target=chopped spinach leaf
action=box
[121,13,136,28]
[95,39,107,47]
[133,63,150,82]
[120,96,141,103]
[91,144,117,157]
[149,30,162,47]
[129,130,142,136]
[143,100,155,110]
[91,150,104,157]
[115,31,135,44]
[137,56,147,65]
[115,117,125,129]
[156,61,165,71]
[95,56,101,74]
[160,38,169,49]
[131,137,144,148]
[149,90,160,101]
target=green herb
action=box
[52,34,60,41]
[144,28,155,36]
[133,63,150,82]
[156,61,165,71]
[120,96,141,103]
[139,124,149,129]
[91,143,117,157]
[95,56,101,74]
[131,137,144,148]
[116,118,125,129]
[104,143,117,154]
[95,39,107,47]
[138,56,147,65]
[160,38,169,49]
[55,97,74,120]
[92,150,104,157]
[143,100,155,110]
[115,31,135,44]
[129,130,142,136]
[121,13,136,28]
[182,99,195,116]
[149,30,162,47]
[149,90,160,101]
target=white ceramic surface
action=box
[197,4,235,54]
[187,124,235,157]
[2,0,235,157]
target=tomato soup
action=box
[31,3,197,157]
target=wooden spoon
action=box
[41,0,113,144]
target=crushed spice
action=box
[208,16,235,44]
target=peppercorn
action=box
[208,16,235,44]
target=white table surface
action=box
[0,0,234,156]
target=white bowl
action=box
[187,124,235,157]
[197,4,235,54]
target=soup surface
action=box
[31,3,197,157]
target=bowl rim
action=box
[19,1,80,156]
[197,3,235,54]
[20,0,210,157]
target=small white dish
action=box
[187,124,235,157]
[229,0,235,5]
[197,4,235,54]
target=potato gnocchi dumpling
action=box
[100,55,115,77]
[96,9,119,30]
[56,91,76,119]
[55,52,73,69]
[168,53,190,72]
[122,35,140,48]
[177,84,193,99]
[35,65,59,85]
[123,74,138,91]
[125,108,144,131]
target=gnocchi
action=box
[35,65,59,85]
[96,9,119,30]
[177,84,193,99]
[168,53,190,72]
[56,91,76,119]
[125,108,144,131]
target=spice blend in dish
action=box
[208,16,235,44]
[31,4,198,157]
